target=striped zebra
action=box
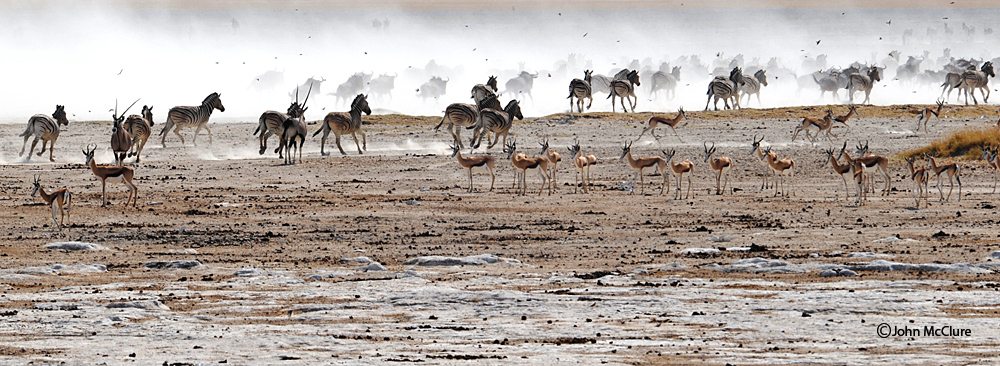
[471,100,523,150]
[740,69,769,106]
[704,67,744,111]
[160,92,225,147]
[471,75,498,106]
[649,66,681,100]
[845,66,881,105]
[125,105,154,163]
[255,86,310,158]
[19,105,69,162]
[314,94,372,155]
[940,72,964,101]
[956,61,995,105]
[608,69,640,113]
[589,73,613,95]
[567,70,593,113]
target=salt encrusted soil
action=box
[1,105,999,365]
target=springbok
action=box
[636,108,686,142]
[759,146,794,197]
[125,105,154,163]
[618,141,667,195]
[750,135,773,190]
[824,143,854,200]
[663,149,694,200]
[450,142,496,192]
[833,104,858,129]
[905,156,930,208]
[928,152,961,201]
[82,143,138,208]
[981,146,999,194]
[31,175,72,230]
[916,99,945,132]
[848,142,891,196]
[567,142,589,193]
[854,162,868,206]
[504,140,550,196]
[540,138,561,191]
[703,142,732,195]
[20,105,69,162]
[792,109,840,145]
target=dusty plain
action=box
[1,104,1000,365]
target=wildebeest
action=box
[290,77,325,101]
[503,71,538,101]
[368,73,397,103]
[330,72,372,106]
[416,76,449,103]
[249,69,284,92]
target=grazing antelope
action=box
[905,156,930,208]
[846,65,881,105]
[663,149,694,200]
[608,69,641,113]
[256,85,310,158]
[82,144,138,208]
[125,105,154,163]
[927,153,961,201]
[160,92,225,147]
[315,94,372,155]
[19,105,69,162]
[792,109,840,145]
[618,141,667,195]
[31,175,72,230]
[504,140,550,196]
[450,142,495,192]
[471,100,523,150]
[758,146,794,197]
[110,99,140,166]
[540,139,561,191]
[956,61,995,105]
[981,146,999,194]
[849,142,892,196]
[567,70,593,113]
[916,99,945,132]
[750,135,773,190]
[824,143,854,200]
[636,108,686,142]
[703,142,732,195]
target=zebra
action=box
[648,66,681,100]
[845,66,881,105]
[19,105,69,162]
[740,69,769,106]
[956,61,995,105]
[567,70,593,113]
[314,94,372,155]
[705,67,744,111]
[436,103,480,149]
[160,92,225,147]
[471,100,523,150]
[608,69,641,113]
[940,72,964,101]
[255,85,310,159]
[124,105,154,163]
[471,75,499,106]
[588,73,613,95]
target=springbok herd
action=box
[15,66,1000,231]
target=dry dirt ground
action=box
[1,104,1000,365]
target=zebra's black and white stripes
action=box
[608,69,640,113]
[567,70,593,113]
[471,100,523,150]
[19,105,69,162]
[160,92,225,147]
[956,61,995,105]
[845,66,881,105]
[315,94,372,155]
[705,67,744,111]
[125,105,154,163]
[740,69,768,107]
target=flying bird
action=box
[583,32,587,37]
[816,40,821,45]
[886,20,891,25]
[117,69,123,75]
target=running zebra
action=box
[471,75,498,106]
[567,70,593,113]
[471,100,523,150]
[704,67,744,111]
[648,66,681,100]
[125,105,154,163]
[956,61,995,105]
[608,69,640,113]
[19,105,69,162]
[314,94,372,155]
[940,72,964,101]
[845,66,881,105]
[160,92,225,147]
[589,73,613,95]
[740,69,769,107]
[255,86,310,158]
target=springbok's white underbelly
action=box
[104,176,125,184]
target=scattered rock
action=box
[403,254,517,266]
[44,242,107,251]
[932,231,950,238]
[234,267,263,277]
[144,260,203,269]
[340,256,374,265]
[105,300,170,310]
[358,262,387,272]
